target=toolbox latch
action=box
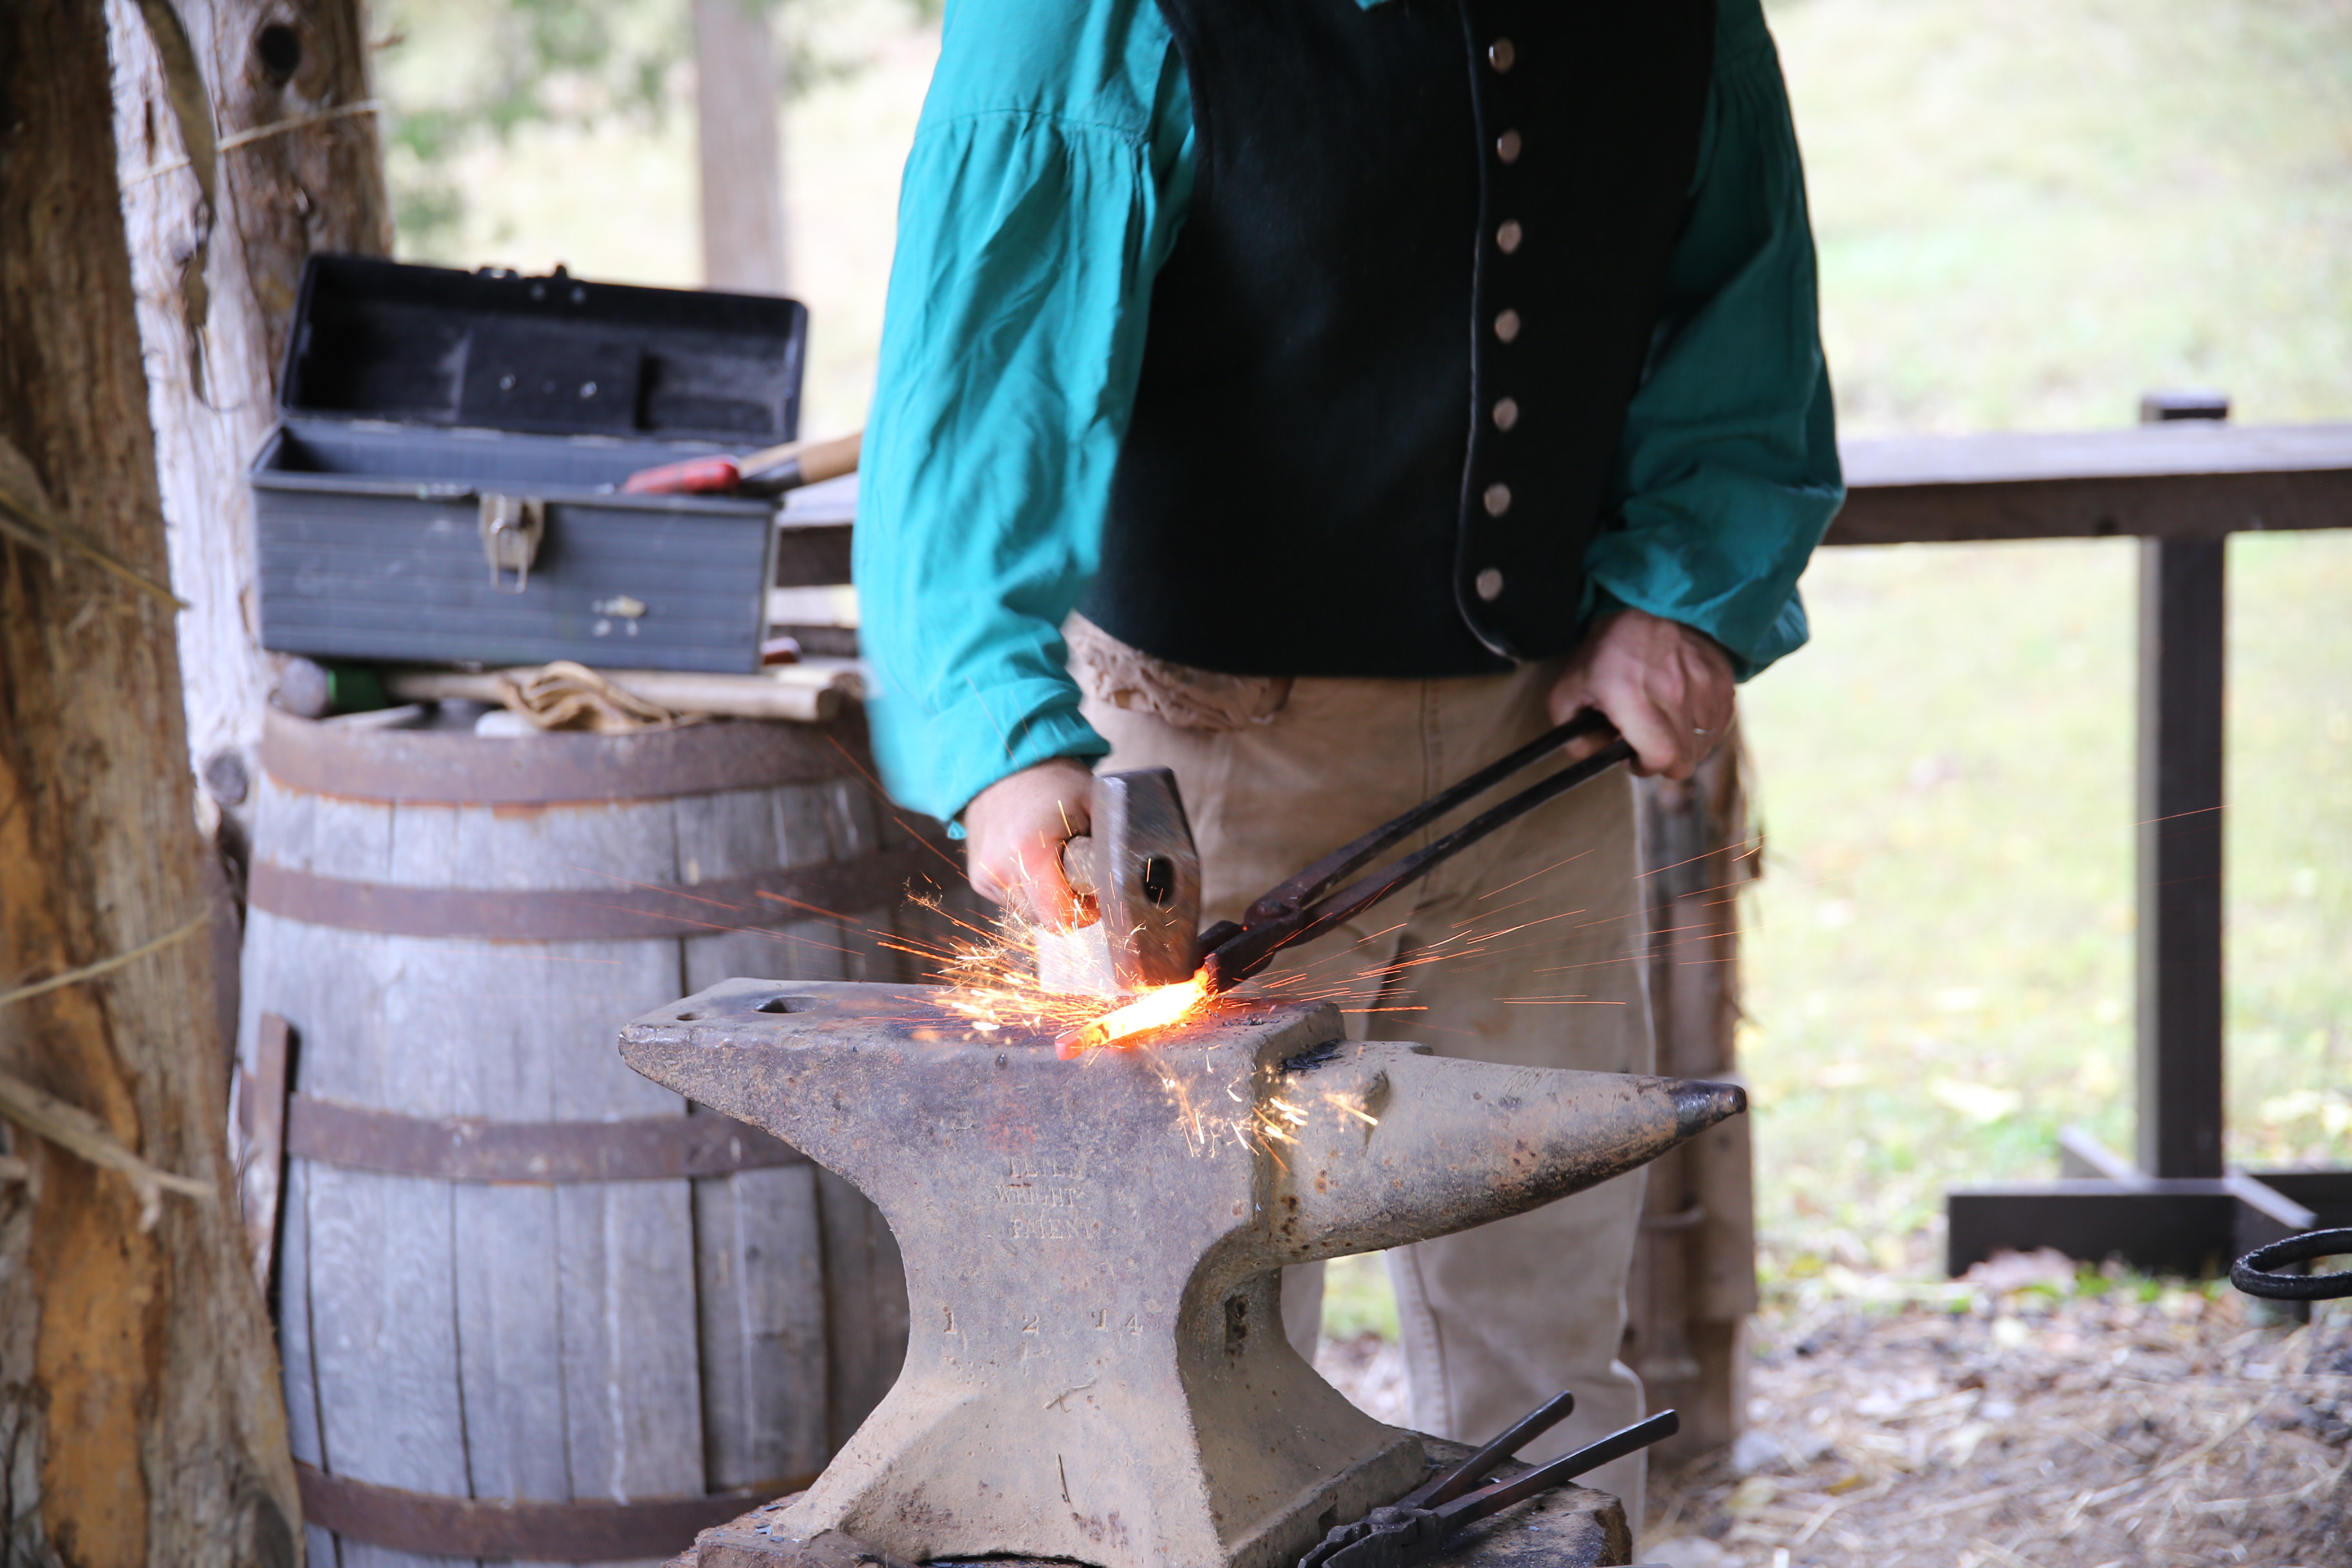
[478,494,545,593]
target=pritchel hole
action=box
[1141,856,1177,908]
[675,1012,705,1021]
[756,995,821,1014]
[255,23,302,80]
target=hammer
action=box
[1038,768,1204,995]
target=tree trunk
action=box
[106,0,393,831]
[694,0,789,293]
[0,3,301,1564]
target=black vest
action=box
[1081,0,1714,678]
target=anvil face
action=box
[621,981,1742,1568]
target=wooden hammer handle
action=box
[1059,834,1102,897]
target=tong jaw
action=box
[1296,1505,1442,1568]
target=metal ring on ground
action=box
[2231,1227,2352,1300]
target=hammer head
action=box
[1038,767,1203,994]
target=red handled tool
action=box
[620,428,862,498]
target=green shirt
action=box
[855,0,1844,825]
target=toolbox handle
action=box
[478,493,546,593]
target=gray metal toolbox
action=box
[251,255,805,673]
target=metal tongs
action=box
[1297,1389,1679,1567]
[1199,709,1634,994]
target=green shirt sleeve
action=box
[854,0,1193,826]
[1587,0,1845,679]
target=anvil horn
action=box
[1262,1044,1747,1267]
[621,981,1746,1568]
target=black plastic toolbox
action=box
[250,255,806,673]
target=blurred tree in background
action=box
[375,0,936,260]
[377,0,684,251]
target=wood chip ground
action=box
[1319,1283,2352,1567]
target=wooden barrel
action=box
[239,707,941,1567]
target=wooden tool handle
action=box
[1059,834,1102,897]
[794,429,862,484]
[736,429,863,496]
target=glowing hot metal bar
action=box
[1055,972,1210,1057]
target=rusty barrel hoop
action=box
[242,707,930,1567]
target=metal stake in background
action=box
[2136,389,2231,1182]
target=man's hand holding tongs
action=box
[1548,605,1736,781]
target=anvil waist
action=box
[1081,0,1713,677]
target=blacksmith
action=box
[854,0,1843,1521]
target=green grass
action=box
[1775,0,2352,436]
[1740,534,2352,1277]
[372,0,2352,1307]
[1320,1254,1403,1341]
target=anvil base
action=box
[666,1437,1632,1568]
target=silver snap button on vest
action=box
[1483,483,1512,517]
[1496,130,1523,164]
[1475,567,1505,602]
[1494,309,1522,343]
[1496,220,1524,254]
[1487,37,1516,72]
[1493,397,1520,431]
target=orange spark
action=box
[1055,972,1212,1059]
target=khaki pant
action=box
[1077,638,1656,1523]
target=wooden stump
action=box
[1627,717,1760,1460]
[243,709,952,1565]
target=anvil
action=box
[622,981,1743,1568]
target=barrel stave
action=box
[815,1168,911,1451]
[694,1162,831,1492]
[453,1181,567,1507]
[278,1158,338,1568]
[554,1177,705,1497]
[305,1159,469,1568]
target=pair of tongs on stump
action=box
[1199,709,1634,994]
[1297,1393,1678,1568]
